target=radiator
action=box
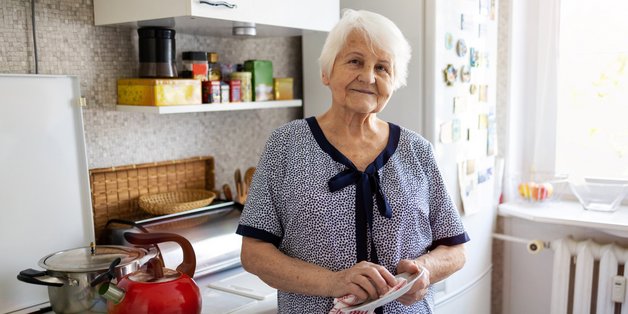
[551,238,628,314]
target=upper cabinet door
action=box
[250,0,339,33]
[94,0,339,36]
[94,0,251,25]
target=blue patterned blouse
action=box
[237,117,470,314]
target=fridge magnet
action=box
[452,118,462,142]
[445,33,454,50]
[478,85,488,102]
[477,166,493,184]
[490,0,497,20]
[457,161,477,215]
[469,84,478,95]
[460,14,474,31]
[465,159,476,175]
[487,130,496,156]
[439,121,453,143]
[470,48,479,67]
[443,64,457,86]
[460,65,471,82]
[456,39,468,57]
[478,113,488,129]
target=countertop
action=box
[11,267,277,314]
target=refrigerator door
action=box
[425,0,498,311]
[0,75,94,312]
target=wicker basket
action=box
[138,189,216,215]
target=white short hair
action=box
[319,9,412,90]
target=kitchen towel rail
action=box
[492,233,549,254]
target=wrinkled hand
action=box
[330,261,398,302]
[395,259,430,305]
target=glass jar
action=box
[207,52,222,82]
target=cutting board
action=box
[207,271,276,300]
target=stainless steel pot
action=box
[17,244,149,314]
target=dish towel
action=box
[328,277,408,314]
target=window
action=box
[555,0,628,179]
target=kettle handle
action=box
[124,232,196,278]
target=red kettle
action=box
[97,232,201,314]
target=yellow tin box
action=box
[117,78,202,106]
[273,77,294,100]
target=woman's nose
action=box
[357,67,376,84]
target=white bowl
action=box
[568,178,628,212]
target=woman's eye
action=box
[376,65,390,73]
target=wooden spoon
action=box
[234,168,244,204]
[222,184,233,201]
[244,167,256,195]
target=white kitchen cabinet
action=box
[94,0,339,37]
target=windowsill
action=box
[498,201,628,238]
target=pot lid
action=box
[38,245,147,272]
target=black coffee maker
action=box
[138,27,177,78]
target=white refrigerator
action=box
[0,75,94,312]
[303,0,498,312]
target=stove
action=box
[101,200,278,314]
[11,201,277,314]
[102,200,241,276]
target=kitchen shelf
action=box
[498,201,628,238]
[116,99,302,114]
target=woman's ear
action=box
[321,71,330,86]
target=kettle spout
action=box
[98,282,125,304]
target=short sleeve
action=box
[421,142,470,250]
[235,127,288,247]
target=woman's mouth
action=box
[350,88,376,95]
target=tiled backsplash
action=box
[0,0,304,189]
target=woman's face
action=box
[323,30,394,115]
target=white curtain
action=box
[503,0,561,200]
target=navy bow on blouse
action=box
[328,165,393,263]
[305,117,400,264]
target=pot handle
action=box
[17,269,64,287]
[90,257,121,287]
[124,232,196,278]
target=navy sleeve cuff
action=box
[236,224,282,248]
[428,232,470,251]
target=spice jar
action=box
[202,81,221,103]
[230,72,252,102]
[181,51,208,80]
[207,52,222,82]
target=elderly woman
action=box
[236,9,469,314]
